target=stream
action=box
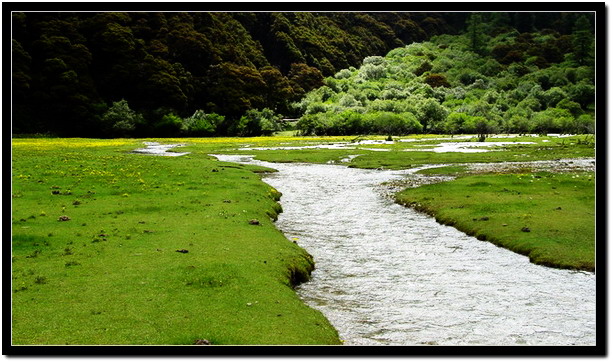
[215,154,596,346]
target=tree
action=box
[466,13,486,55]
[259,66,295,114]
[153,113,183,136]
[415,98,448,132]
[473,116,498,141]
[204,62,267,120]
[101,99,143,137]
[236,108,282,136]
[182,110,224,136]
[572,15,594,66]
[568,81,595,109]
[287,63,325,99]
[531,108,573,134]
[444,112,472,135]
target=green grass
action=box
[229,135,595,170]
[395,171,595,271]
[11,135,597,345]
[415,165,469,175]
[11,139,341,345]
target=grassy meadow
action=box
[11,138,341,345]
[11,134,596,345]
[396,171,595,271]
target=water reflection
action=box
[214,154,596,346]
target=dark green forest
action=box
[11,11,595,137]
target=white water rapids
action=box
[214,154,596,346]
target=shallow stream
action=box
[214,154,596,346]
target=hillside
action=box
[11,12,594,137]
[295,13,595,137]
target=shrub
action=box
[531,108,573,134]
[444,112,472,134]
[236,108,282,136]
[182,110,224,136]
[424,73,451,88]
[473,116,499,141]
[153,113,183,136]
[359,63,387,80]
[413,61,433,76]
[334,69,353,79]
[366,112,422,136]
[573,114,595,134]
[556,99,583,117]
[415,98,448,133]
[101,99,143,137]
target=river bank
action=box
[215,154,595,346]
[395,166,595,271]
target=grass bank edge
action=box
[395,171,595,272]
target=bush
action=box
[153,113,183,137]
[574,114,595,134]
[415,98,448,132]
[531,108,573,134]
[365,112,422,136]
[444,112,472,134]
[182,110,224,136]
[556,99,582,117]
[359,63,387,80]
[473,116,499,141]
[424,73,451,88]
[236,108,282,136]
[100,99,143,137]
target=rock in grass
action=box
[249,219,260,225]
[176,249,189,253]
[521,227,531,232]
[193,339,211,345]
[58,215,71,221]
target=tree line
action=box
[11,11,594,137]
[295,13,595,138]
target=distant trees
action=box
[13,11,456,137]
[295,15,595,137]
[11,11,595,138]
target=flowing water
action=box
[214,154,596,346]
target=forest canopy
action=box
[11,11,595,137]
[295,13,596,137]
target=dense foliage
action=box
[11,12,595,137]
[296,13,595,137]
[12,11,463,137]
